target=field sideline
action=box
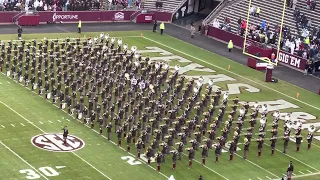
[0,31,319,180]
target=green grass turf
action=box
[0,31,319,180]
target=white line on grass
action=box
[20,123,25,126]
[0,141,49,180]
[1,125,5,128]
[257,177,263,180]
[292,173,296,176]
[272,171,320,180]
[142,36,320,111]
[266,176,272,179]
[0,101,112,180]
[48,120,52,123]
[7,81,10,84]
[299,171,305,174]
[39,121,43,124]
[262,142,319,171]
[307,170,312,173]
[10,124,15,127]
[57,120,62,122]
[0,77,171,180]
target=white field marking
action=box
[66,119,70,122]
[57,120,62,122]
[0,141,49,180]
[55,166,66,169]
[299,171,305,174]
[0,101,112,180]
[282,173,287,176]
[48,120,53,123]
[0,82,2,84]
[201,136,279,178]
[142,36,320,111]
[181,152,229,180]
[39,121,43,124]
[266,176,272,180]
[7,81,10,84]
[20,123,25,126]
[10,124,15,127]
[272,172,320,180]
[292,173,296,176]
[0,82,169,180]
[262,142,319,171]
[43,101,170,178]
[257,177,263,180]
[1,125,5,128]
[307,170,312,173]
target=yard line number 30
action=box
[19,166,59,179]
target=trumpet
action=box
[193,132,200,135]
[199,145,206,148]
[175,142,183,145]
[177,133,185,136]
[189,139,196,143]
[185,147,192,151]
[164,135,170,139]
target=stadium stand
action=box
[211,0,299,36]
[143,0,185,12]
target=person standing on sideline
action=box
[160,22,165,35]
[190,25,196,38]
[78,20,82,33]
[228,40,233,52]
[153,20,158,32]
[17,26,23,40]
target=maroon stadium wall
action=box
[207,26,307,72]
[0,11,172,24]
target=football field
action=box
[0,31,320,180]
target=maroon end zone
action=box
[31,133,85,152]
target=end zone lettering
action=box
[278,51,303,69]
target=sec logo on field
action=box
[31,133,85,152]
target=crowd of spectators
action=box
[0,0,140,11]
[210,0,319,73]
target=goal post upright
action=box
[242,0,288,66]
[275,0,288,66]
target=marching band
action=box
[0,35,317,178]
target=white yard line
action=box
[257,177,263,180]
[7,81,10,84]
[307,170,312,173]
[272,171,320,180]
[1,125,5,128]
[142,36,320,111]
[20,123,25,126]
[299,171,305,174]
[0,141,49,180]
[10,124,15,127]
[263,142,319,171]
[266,176,272,180]
[48,120,53,123]
[57,120,62,122]
[39,121,43,124]
[0,101,112,180]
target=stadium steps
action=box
[143,0,183,12]
[295,0,320,30]
[214,0,299,36]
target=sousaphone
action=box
[308,125,316,133]
[118,39,122,45]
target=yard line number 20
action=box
[19,166,59,179]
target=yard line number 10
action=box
[19,166,63,179]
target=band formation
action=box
[0,34,316,175]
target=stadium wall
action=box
[0,11,172,24]
[207,26,315,73]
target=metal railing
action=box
[12,11,26,23]
[130,10,141,21]
[172,0,188,16]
